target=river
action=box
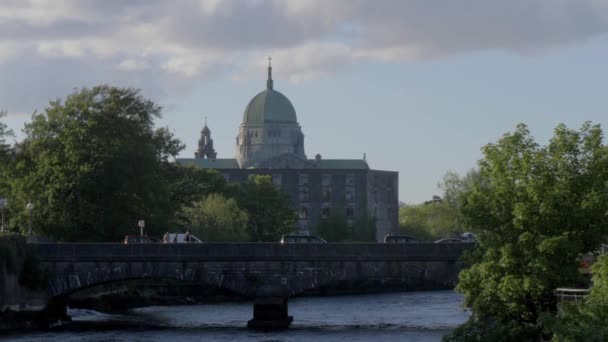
[1,290,470,342]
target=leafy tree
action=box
[438,169,480,232]
[541,254,608,341]
[0,111,13,218]
[182,193,249,242]
[314,213,351,242]
[314,212,377,242]
[235,175,296,241]
[398,201,459,241]
[0,110,13,159]
[7,86,185,241]
[445,123,608,341]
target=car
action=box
[461,232,477,242]
[280,234,327,244]
[383,234,419,243]
[123,235,159,244]
[434,238,465,243]
[163,233,204,243]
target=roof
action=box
[176,158,369,170]
[243,89,297,124]
[312,159,369,170]
[176,158,240,169]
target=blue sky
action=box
[2,1,608,203]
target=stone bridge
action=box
[31,242,470,329]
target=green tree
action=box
[7,86,185,241]
[398,200,458,241]
[541,254,608,341]
[0,111,13,219]
[236,175,296,241]
[445,123,608,341]
[182,193,249,242]
[314,213,351,242]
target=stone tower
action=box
[195,118,217,159]
[235,58,306,168]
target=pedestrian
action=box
[185,230,191,243]
[163,231,170,244]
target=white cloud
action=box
[0,0,607,112]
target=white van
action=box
[164,233,203,243]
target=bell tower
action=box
[195,117,217,159]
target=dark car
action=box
[123,235,159,244]
[434,238,465,243]
[384,234,419,243]
[280,234,327,244]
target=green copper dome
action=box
[242,89,297,123]
[242,58,297,124]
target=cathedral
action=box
[177,60,398,241]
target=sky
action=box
[1,0,608,203]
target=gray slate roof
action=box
[176,158,369,170]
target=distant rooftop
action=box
[176,158,369,170]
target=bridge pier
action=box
[247,296,293,330]
[247,285,293,330]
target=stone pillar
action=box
[247,285,293,330]
[247,297,292,330]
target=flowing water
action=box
[1,290,470,342]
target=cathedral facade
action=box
[177,61,398,241]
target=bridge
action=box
[11,243,471,330]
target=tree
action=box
[7,86,185,241]
[182,193,249,242]
[438,169,480,232]
[314,213,351,242]
[446,123,608,341]
[398,201,459,241]
[235,175,296,241]
[541,254,608,341]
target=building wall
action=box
[217,168,398,241]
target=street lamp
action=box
[0,198,7,233]
[138,219,145,239]
[26,202,34,236]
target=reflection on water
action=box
[1,290,470,342]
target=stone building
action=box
[177,60,398,241]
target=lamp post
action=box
[138,219,145,240]
[0,198,6,233]
[26,202,34,236]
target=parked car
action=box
[123,235,160,244]
[384,234,419,243]
[280,234,327,244]
[164,233,204,243]
[461,232,477,242]
[434,238,465,243]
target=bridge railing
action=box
[32,242,471,263]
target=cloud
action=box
[0,0,607,113]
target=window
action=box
[345,188,355,201]
[346,207,354,218]
[322,190,331,202]
[272,174,282,186]
[299,187,309,201]
[346,174,355,186]
[322,207,331,219]
[322,174,332,186]
[299,207,309,219]
[299,173,309,186]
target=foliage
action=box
[314,213,376,242]
[182,193,249,242]
[447,123,608,341]
[235,175,296,241]
[540,255,608,341]
[398,201,459,241]
[0,233,45,289]
[5,86,186,241]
